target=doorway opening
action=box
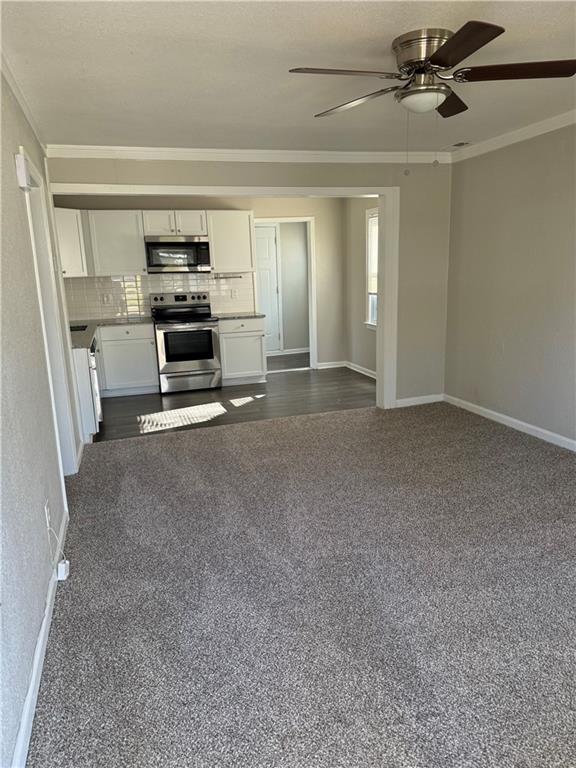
[255,217,315,372]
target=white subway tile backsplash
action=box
[65,273,255,320]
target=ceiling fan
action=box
[290,21,576,118]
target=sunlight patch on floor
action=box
[137,402,227,433]
[136,394,267,433]
[229,396,255,407]
[229,394,266,407]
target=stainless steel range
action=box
[151,293,221,393]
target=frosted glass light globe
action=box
[399,90,448,113]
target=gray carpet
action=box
[28,404,576,768]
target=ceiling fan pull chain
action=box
[404,109,410,176]
[433,107,440,166]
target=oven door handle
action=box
[155,323,219,332]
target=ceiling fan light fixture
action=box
[395,85,450,113]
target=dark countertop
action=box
[216,312,265,320]
[69,313,265,349]
[69,316,152,349]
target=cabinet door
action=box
[55,208,87,277]
[207,211,254,273]
[101,338,158,389]
[221,332,266,378]
[142,210,176,236]
[175,210,207,235]
[89,211,147,276]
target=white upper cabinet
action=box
[208,210,254,273]
[88,211,146,276]
[55,208,87,277]
[142,210,208,236]
[175,210,207,236]
[142,210,176,236]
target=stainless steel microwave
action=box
[145,236,211,273]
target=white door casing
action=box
[255,225,282,352]
[16,149,77,484]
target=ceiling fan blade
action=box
[429,20,505,68]
[290,67,402,80]
[315,86,401,117]
[454,59,576,82]
[437,90,468,118]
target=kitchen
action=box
[57,206,267,442]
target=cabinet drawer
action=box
[99,323,154,341]
[219,318,264,334]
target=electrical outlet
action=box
[101,293,112,305]
[231,288,239,299]
[57,559,70,581]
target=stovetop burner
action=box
[150,292,216,325]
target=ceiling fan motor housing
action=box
[392,28,454,73]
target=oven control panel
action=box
[150,292,210,306]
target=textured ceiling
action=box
[2,1,576,151]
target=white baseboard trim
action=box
[73,439,84,474]
[316,361,376,379]
[222,375,267,386]
[11,573,58,768]
[444,395,576,452]
[266,348,309,357]
[316,361,348,370]
[395,394,444,408]
[347,362,376,380]
[101,385,159,398]
[11,509,68,767]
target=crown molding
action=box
[45,144,452,164]
[451,109,576,163]
[49,184,393,197]
[1,55,45,149]
[44,110,576,167]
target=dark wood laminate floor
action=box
[95,368,375,442]
[267,352,310,371]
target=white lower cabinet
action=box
[72,348,98,440]
[220,318,266,384]
[97,325,159,393]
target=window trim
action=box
[365,207,378,327]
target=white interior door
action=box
[255,226,281,352]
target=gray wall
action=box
[1,77,68,765]
[52,159,452,397]
[279,222,309,351]
[446,125,576,439]
[345,198,377,372]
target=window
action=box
[366,209,378,326]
